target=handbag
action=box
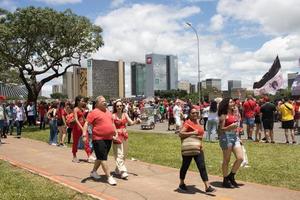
[240,144,249,167]
[181,135,201,156]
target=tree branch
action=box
[39,63,80,86]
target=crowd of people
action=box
[0,94,298,193]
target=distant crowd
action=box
[0,94,298,192]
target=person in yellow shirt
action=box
[279,98,296,144]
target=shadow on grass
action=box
[174,185,216,196]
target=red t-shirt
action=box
[183,119,204,136]
[38,105,46,116]
[243,100,256,118]
[87,108,115,140]
[57,108,67,119]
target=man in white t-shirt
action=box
[173,100,182,133]
[27,102,35,126]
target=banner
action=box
[292,74,300,96]
[253,56,283,95]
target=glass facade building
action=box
[131,62,146,96]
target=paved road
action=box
[127,121,300,144]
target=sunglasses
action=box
[191,112,198,114]
[116,105,123,108]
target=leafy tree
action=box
[0,7,103,103]
[50,92,68,99]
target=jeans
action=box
[8,120,14,134]
[180,152,208,182]
[49,119,58,144]
[219,132,241,150]
[39,115,45,129]
[206,119,218,141]
[16,121,23,136]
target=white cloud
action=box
[91,3,300,93]
[217,0,300,35]
[111,0,125,8]
[34,0,81,5]
[209,14,224,32]
[0,0,17,11]
[185,0,216,2]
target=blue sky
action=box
[1,0,300,96]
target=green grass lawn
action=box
[21,127,300,191]
[0,160,95,200]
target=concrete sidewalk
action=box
[0,137,299,200]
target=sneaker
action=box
[107,176,117,186]
[292,141,297,144]
[72,157,80,163]
[222,177,233,188]
[271,141,275,144]
[286,141,290,144]
[205,186,216,193]
[121,172,129,179]
[178,183,188,191]
[51,143,58,146]
[88,155,96,163]
[115,168,120,175]
[90,171,101,179]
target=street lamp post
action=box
[186,22,202,103]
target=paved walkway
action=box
[0,137,299,200]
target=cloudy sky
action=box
[1,0,300,97]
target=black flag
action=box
[253,56,283,95]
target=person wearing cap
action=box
[260,96,276,143]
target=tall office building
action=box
[87,59,125,98]
[145,53,178,97]
[206,79,221,91]
[131,62,147,96]
[178,81,191,94]
[228,80,242,96]
[73,67,87,98]
[62,71,73,99]
[52,84,63,94]
[190,84,196,94]
[288,72,298,88]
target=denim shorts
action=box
[244,117,255,127]
[219,132,241,150]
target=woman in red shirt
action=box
[57,101,67,146]
[218,98,244,188]
[178,108,215,193]
[72,96,93,163]
[112,100,136,179]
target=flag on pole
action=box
[291,74,300,96]
[253,56,284,96]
